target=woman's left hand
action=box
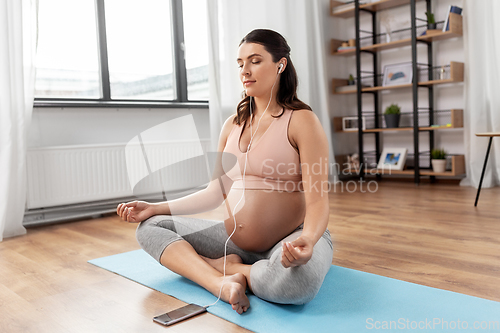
[281,235,314,268]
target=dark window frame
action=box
[34,0,208,109]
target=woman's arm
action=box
[152,172,233,215]
[153,115,236,216]
[281,110,330,268]
[117,114,236,221]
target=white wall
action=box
[327,0,465,162]
[30,0,464,159]
[28,107,210,148]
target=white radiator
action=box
[26,140,211,209]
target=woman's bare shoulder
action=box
[223,113,238,133]
[290,109,318,120]
[288,109,322,146]
[218,113,238,150]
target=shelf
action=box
[363,74,464,91]
[420,109,463,130]
[331,13,463,56]
[332,78,371,94]
[331,62,464,94]
[363,127,413,133]
[332,110,464,133]
[362,83,413,92]
[419,61,464,85]
[420,155,466,176]
[339,155,465,177]
[330,0,424,18]
[369,169,415,175]
[332,78,354,94]
[342,167,414,175]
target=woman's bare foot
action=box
[217,273,250,314]
[201,254,242,274]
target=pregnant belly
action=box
[222,188,306,252]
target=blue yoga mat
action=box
[89,250,500,332]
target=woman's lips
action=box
[244,81,255,87]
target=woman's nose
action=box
[241,64,250,76]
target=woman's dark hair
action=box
[234,29,312,126]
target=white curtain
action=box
[207,0,338,183]
[461,0,500,188]
[0,0,38,241]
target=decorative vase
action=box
[431,159,446,173]
[384,114,400,128]
[427,23,437,30]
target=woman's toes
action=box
[220,274,249,314]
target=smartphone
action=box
[153,303,207,326]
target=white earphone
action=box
[207,60,283,309]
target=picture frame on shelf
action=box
[382,62,413,86]
[342,116,366,132]
[377,148,408,171]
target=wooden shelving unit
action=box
[330,0,465,182]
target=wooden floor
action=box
[1,181,499,332]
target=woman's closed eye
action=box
[238,61,261,68]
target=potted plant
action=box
[425,11,436,30]
[384,104,401,128]
[431,148,447,173]
[348,74,355,85]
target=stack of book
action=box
[442,5,462,32]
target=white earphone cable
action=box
[205,67,281,308]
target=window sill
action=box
[34,99,209,109]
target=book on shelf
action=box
[442,5,462,32]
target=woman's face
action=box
[237,42,282,98]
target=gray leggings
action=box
[136,215,333,305]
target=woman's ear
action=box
[278,57,288,74]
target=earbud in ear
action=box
[278,63,284,74]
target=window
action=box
[35,0,209,106]
[183,0,209,101]
[105,0,174,100]
[36,0,100,98]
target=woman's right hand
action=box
[116,200,156,223]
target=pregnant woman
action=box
[117,29,333,315]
